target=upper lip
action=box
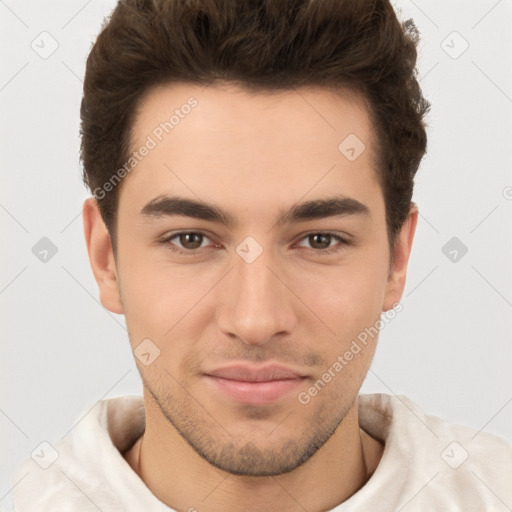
[206,363,307,382]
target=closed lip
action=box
[205,363,308,382]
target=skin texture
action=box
[83,83,417,512]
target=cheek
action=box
[117,251,217,361]
[290,252,388,336]
[117,250,172,343]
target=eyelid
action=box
[295,229,351,243]
[159,230,216,249]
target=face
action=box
[87,82,415,477]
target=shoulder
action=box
[12,438,118,512]
[358,393,512,511]
[12,396,145,511]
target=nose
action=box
[216,244,297,346]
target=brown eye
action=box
[297,232,349,255]
[162,231,213,253]
[177,232,204,250]
[308,233,332,250]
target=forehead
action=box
[133,82,376,154]
[121,82,383,222]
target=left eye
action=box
[297,232,346,251]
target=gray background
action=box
[1,0,511,509]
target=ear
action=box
[83,197,124,314]
[382,203,418,312]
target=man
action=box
[13,0,512,510]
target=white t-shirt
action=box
[12,393,512,511]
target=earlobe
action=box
[382,203,418,312]
[83,197,124,314]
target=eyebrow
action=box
[140,194,370,228]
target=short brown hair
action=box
[80,0,430,251]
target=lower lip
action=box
[204,375,306,405]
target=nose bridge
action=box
[216,238,296,345]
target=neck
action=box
[124,394,384,512]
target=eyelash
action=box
[159,231,350,256]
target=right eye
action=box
[160,231,216,255]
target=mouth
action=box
[203,363,309,405]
